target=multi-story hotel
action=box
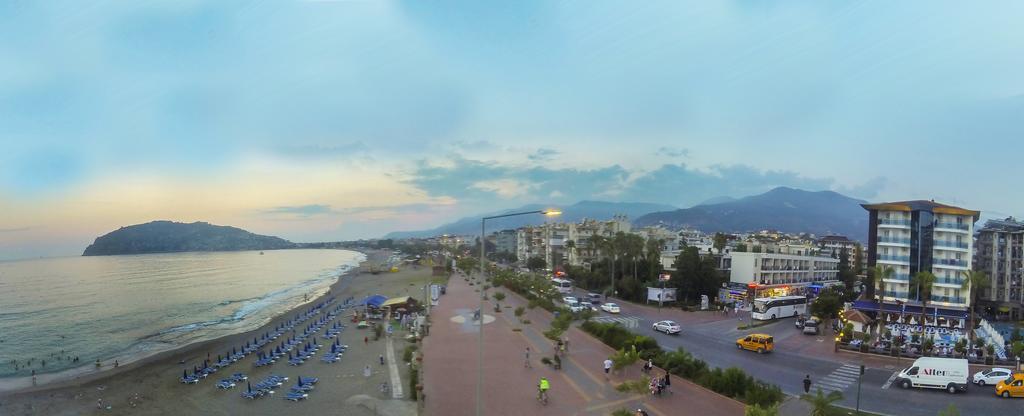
[974,217,1024,320]
[728,251,840,300]
[861,200,979,313]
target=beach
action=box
[0,249,436,416]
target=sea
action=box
[0,249,364,383]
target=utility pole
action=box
[856,364,864,414]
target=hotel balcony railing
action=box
[879,219,911,226]
[935,222,969,231]
[934,277,964,286]
[931,296,966,304]
[878,237,910,245]
[883,273,910,281]
[934,258,968,267]
[934,240,969,249]
[878,254,910,262]
[880,291,909,299]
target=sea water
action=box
[0,249,364,381]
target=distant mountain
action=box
[634,187,869,241]
[695,195,736,206]
[83,221,296,256]
[385,200,676,239]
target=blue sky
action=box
[2,1,1023,259]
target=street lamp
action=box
[477,208,560,416]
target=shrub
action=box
[745,404,780,416]
[615,376,651,393]
[514,306,525,320]
[522,319,531,325]
[403,345,418,363]
[374,323,384,340]
[409,366,419,400]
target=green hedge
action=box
[582,321,783,408]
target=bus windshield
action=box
[753,300,769,313]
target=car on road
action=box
[973,367,1013,386]
[652,320,681,335]
[600,303,621,314]
[563,296,578,304]
[587,293,603,304]
[736,334,774,354]
[995,373,1024,398]
[566,301,587,313]
[801,317,821,335]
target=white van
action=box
[895,357,969,394]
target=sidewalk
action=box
[423,274,746,415]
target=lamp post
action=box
[477,209,561,416]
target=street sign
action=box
[659,273,671,282]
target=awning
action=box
[999,306,1012,313]
[852,300,966,320]
[360,294,388,308]
[382,296,413,308]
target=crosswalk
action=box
[813,364,861,394]
[591,314,642,329]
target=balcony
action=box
[880,290,910,300]
[935,222,970,231]
[933,277,964,286]
[934,258,968,268]
[879,219,911,227]
[878,237,910,245]
[933,240,969,250]
[877,254,910,263]
[883,273,910,282]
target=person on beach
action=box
[114,360,118,368]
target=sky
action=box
[2,1,1024,260]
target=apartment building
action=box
[862,200,979,312]
[494,229,518,256]
[974,218,1024,320]
[817,235,860,267]
[728,251,840,299]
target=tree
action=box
[837,248,857,298]
[872,265,895,342]
[960,270,990,342]
[713,232,728,254]
[809,288,844,326]
[622,233,645,282]
[911,271,937,336]
[800,388,843,416]
[645,237,664,281]
[671,246,723,305]
[853,243,864,274]
[493,292,506,310]
[456,257,480,275]
[526,256,547,272]
[734,243,747,253]
[610,345,641,377]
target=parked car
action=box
[736,334,774,354]
[600,303,621,314]
[652,320,681,335]
[995,373,1024,398]
[974,367,1014,386]
[587,293,603,304]
[801,317,820,335]
[895,357,969,393]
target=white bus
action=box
[551,278,574,294]
[751,295,807,320]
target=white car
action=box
[563,296,579,305]
[973,367,1013,386]
[600,303,621,314]
[652,320,681,335]
[566,301,586,313]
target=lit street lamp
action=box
[477,209,560,416]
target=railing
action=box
[934,259,968,267]
[878,237,910,245]
[934,277,963,286]
[882,273,910,281]
[934,240,968,249]
[879,219,911,226]
[935,222,969,231]
[931,296,966,304]
[878,254,910,263]
[880,290,909,299]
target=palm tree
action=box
[872,265,895,342]
[624,234,644,282]
[961,270,990,343]
[645,237,664,281]
[911,271,937,337]
[800,388,843,416]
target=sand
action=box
[0,249,438,416]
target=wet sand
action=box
[0,249,437,416]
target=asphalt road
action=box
[576,292,1024,416]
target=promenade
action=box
[422,273,745,416]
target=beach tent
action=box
[359,294,388,309]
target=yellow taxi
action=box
[995,373,1024,398]
[736,333,774,354]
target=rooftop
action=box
[861,200,980,219]
[979,217,1024,233]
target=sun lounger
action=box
[216,380,236,389]
[284,392,308,401]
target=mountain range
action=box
[82,221,297,256]
[634,187,869,241]
[384,201,676,239]
[387,187,869,241]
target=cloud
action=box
[262,204,334,217]
[470,179,536,199]
[656,147,689,158]
[527,148,560,162]
[0,226,34,233]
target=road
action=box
[576,291,1022,416]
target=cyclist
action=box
[537,377,550,404]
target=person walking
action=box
[563,337,570,354]
[364,365,372,378]
[379,354,385,365]
[524,347,532,368]
[663,371,672,394]
[603,358,613,380]
[803,374,812,394]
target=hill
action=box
[82,221,296,256]
[634,187,869,241]
[385,200,676,239]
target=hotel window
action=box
[944,288,949,296]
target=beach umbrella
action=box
[233,347,237,355]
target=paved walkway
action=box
[423,273,745,416]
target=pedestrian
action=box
[524,347,532,368]
[364,365,372,378]
[733,304,738,315]
[803,374,812,394]
[379,354,385,365]
[556,339,563,356]
[563,337,570,354]
[364,336,368,345]
[663,371,672,394]
[603,358,613,380]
